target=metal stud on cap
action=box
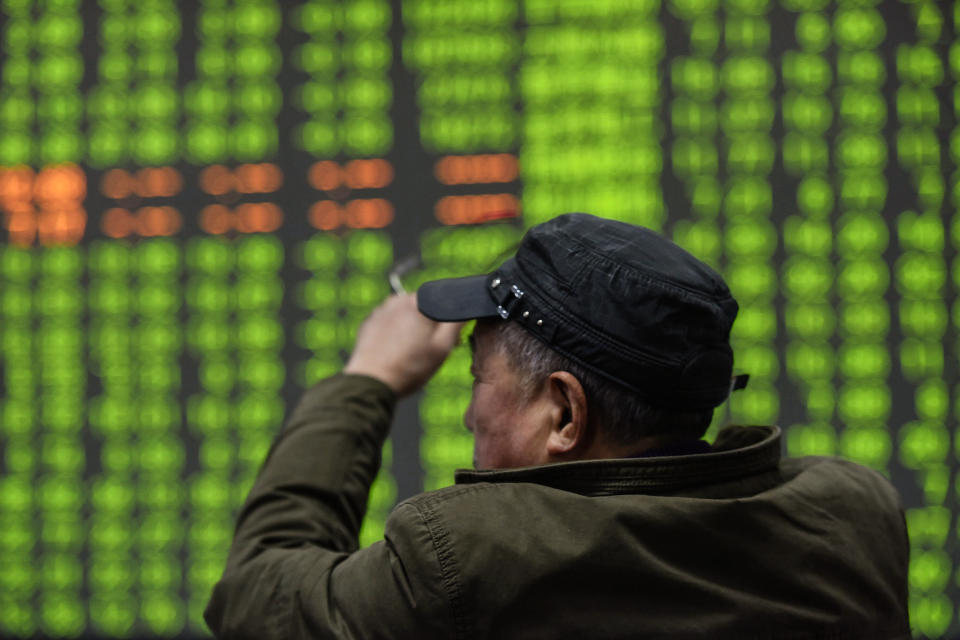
[491,277,501,288]
[522,311,530,318]
[537,319,543,326]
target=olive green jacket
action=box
[205,374,911,639]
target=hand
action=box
[344,294,464,397]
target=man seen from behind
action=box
[205,213,911,639]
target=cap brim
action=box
[417,274,499,321]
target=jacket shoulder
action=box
[381,485,505,640]
[781,454,905,507]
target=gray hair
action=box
[484,319,715,445]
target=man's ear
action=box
[544,371,588,458]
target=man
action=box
[205,213,911,639]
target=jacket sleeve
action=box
[203,374,451,640]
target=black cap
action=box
[417,213,747,410]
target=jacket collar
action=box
[454,425,781,496]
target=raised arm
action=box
[204,294,462,639]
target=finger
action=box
[433,321,466,351]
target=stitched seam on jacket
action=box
[455,437,781,492]
[414,482,503,508]
[410,501,471,639]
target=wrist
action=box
[343,361,402,395]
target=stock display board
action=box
[0,0,957,637]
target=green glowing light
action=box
[235,4,282,38]
[88,127,126,166]
[343,0,392,34]
[186,121,229,163]
[3,57,31,86]
[237,235,284,272]
[298,119,338,154]
[235,44,281,77]
[137,49,178,79]
[187,238,234,275]
[140,593,185,635]
[232,119,276,160]
[137,10,181,43]
[235,82,282,117]
[39,595,85,638]
[795,12,829,51]
[833,7,885,51]
[185,82,231,118]
[235,275,283,311]
[187,394,231,434]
